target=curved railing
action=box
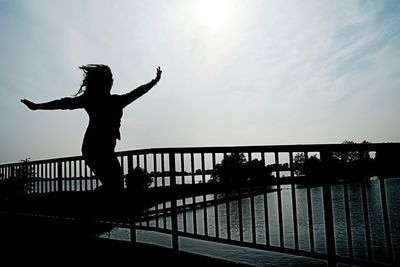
[1,143,399,266]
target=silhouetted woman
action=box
[21,64,162,192]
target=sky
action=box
[0,0,399,164]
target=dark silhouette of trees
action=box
[329,140,371,163]
[292,153,321,177]
[0,158,34,198]
[248,159,274,184]
[211,152,272,186]
[291,140,400,180]
[212,152,246,185]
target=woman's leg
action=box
[84,153,124,192]
[102,155,124,191]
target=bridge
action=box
[1,143,399,266]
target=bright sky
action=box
[1,0,399,164]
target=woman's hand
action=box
[155,66,162,82]
[21,99,37,110]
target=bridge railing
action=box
[1,143,399,266]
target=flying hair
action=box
[75,64,113,96]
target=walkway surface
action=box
[1,213,256,266]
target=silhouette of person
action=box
[21,64,162,192]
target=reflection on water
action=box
[101,177,400,266]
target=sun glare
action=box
[194,0,232,33]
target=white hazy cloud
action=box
[0,0,399,163]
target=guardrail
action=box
[1,143,399,266]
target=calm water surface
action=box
[100,177,400,266]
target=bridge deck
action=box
[1,213,254,266]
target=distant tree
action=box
[358,140,371,160]
[292,153,321,176]
[0,158,35,197]
[211,152,272,186]
[331,140,371,163]
[293,153,305,176]
[307,154,322,176]
[246,158,273,184]
[212,152,247,185]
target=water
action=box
[100,177,400,266]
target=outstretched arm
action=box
[120,67,162,108]
[21,97,84,110]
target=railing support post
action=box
[323,184,336,267]
[379,177,394,265]
[127,154,137,243]
[321,151,336,267]
[169,152,179,251]
[57,161,63,192]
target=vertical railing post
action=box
[127,154,136,243]
[321,151,336,267]
[379,177,394,265]
[274,152,284,247]
[10,165,15,180]
[289,151,299,250]
[169,152,179,251]
[323,183,336,266]
[57,161,63,192]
